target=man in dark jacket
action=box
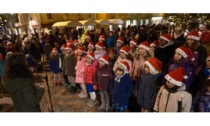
[173,27,186,48]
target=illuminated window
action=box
[126,20,130,28]
[145,19,149,25]
[140,19,143,25]
[133,20,137,26]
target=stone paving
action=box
[0,72,102,112]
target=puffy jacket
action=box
[83,63,97,84]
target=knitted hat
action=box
[66,43,73,51]
[187,31,200,41]
[77,46,85,53]
[99,54,109,65]
[139,41,150,51]
[95,42,105,49]
[60,44,66,50]
[88,41,95,47]
[86,52,95,60]
[52,48,58,53]
[176,46,195,61]
[117,37,124,44]
[85,34,91,40]
[160,34,172,42]
[0,53,3,60]
[99,35,105,41]
[150,40,159,47]
[130,39,137,45]
[120,46,130,55]
[206,54,210,61]
[74,39,80,46]
[165,67,187,87]
[118,61,130,72]
[145,57,162,75]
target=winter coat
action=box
[49,55,62,74]
[174,34,186,48]
[137,72,162,110]
[131,57,145,80]
[83,62,97,84]
[155,43,175,72]
[4,78,45,112]
[164,59,194,92]
[153,85,192,112]
[107,36,116,48]
[113,57,132,76]
[94,65,113,91]
[63,54,76,76]
[109,74,133,107]
[0,60,5,77]
[198,92,210,112]
[75,56,86,84]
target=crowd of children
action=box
[0,25,210,112]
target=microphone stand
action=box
[42,54,54,112]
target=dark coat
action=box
[63,54,76,76]
[109,74,133,107]
[94,65,113,91]
[137,72,162,110]
[4,78,45,112]
[174,34,186,48]
[49,55,61,74]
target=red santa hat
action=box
[86,52,95,60]
[99,54,109,65]
[130,39,137,46]
[85,34,91,40]
[139,41,150,51]
[74,39,80,46]
[118,61,130,73]
[52,48,58,53]
[66,43,73,51]
[160,34,172,42]
[145,57,162,75]
[150,40,159,47]
[206,54,210,61]
[77,46,85,53]
[120,46,130,55]
[60,44,66,50]
[117,37,124,44]
[187,31,200,41]
[99,35,105,41]
[165,67,187,87]
[95,42,105,49]
[88,41,95,47]
[176,46,195,61]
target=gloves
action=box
[93,85,97,90]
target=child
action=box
[114,37,124,56]
[87,41,95,53]
[107,48,117,68]
[153,67,192,112]
[129,39,138,59]
[137,57,162,112]
[63,43,77,93]
[83,52,97,106]
[49,48,62,86]
[164,46,194,92]
[109,61,133,112]
[94,42,107,61]
[94,54,113,111]
[150,40,159,57]
[75,46,88,98]
[113,46,132,76]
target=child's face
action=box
[61,49,66,54]
[174,51,182,61]
[66,49,72,54]
[119,52,126,58]
[88,46,94,51]
[129,43,135,48]
[108,52,115,59]
[138,47,147,56]
[150,46,155,51]
[116,42,122,47]
[86,56,93,64]
[52,52,57,56]
[186,39,195,47]
[144,64,150,74]
[158,38,167,47]
[166,80,175,88]
[96,47,102,52]
[99,39,103,42]
[115,67,124,76]
[99,60,106,68]
[206,60,210,68]
[77,51,82,56]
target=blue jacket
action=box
[0,60,5,77]
[49,55,61,74]
[107,36,116,48]
[137,72,162,110]
[109,74,133,107]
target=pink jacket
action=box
[75,56,86,84]
[131,57,145,80]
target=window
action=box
[133,20,137,26]
[47,14,52,19]
[126,20,130,28]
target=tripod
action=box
[42,54,54,112]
